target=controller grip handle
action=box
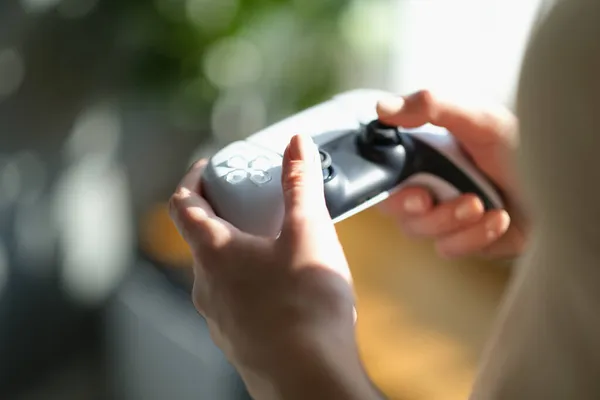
[404,134,505,210]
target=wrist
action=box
[237,328,383,400]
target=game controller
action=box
[201,89,504,237]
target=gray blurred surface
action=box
[0,1,208,397]
[105,264,248,400]
[0,0,387,398]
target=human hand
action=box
[377,90,529,260]
[169,135,378,400]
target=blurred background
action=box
[0,0,544,399]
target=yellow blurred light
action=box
[139,203,193,268]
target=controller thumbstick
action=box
[319,149,333,181]
[365,120,401,146]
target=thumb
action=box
[280,134,331,239]
[278,134,354,298]
[376,90,517,148]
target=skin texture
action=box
[170,1,600,398]
[377,90,529,260]
[169,92,530,399]
[169,89,528,398]
[169,135,382,400]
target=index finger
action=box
[377,90,518,148]
[180,159,209,196]
[169,159,237,252]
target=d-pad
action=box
[219,155,273,186]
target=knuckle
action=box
[416,89,435,104]
[415,89,436,108]
[282,161,307,192]
[204,234,230,253]
[169,187,192,210]
[198,221,235,252]
[412,90,442,122]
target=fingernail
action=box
[378,96,405,116]
[290,134,316,161]
[455,198,483,221]
[486,211,510,241]
[404,194,426,214]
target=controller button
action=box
[365,120,401,146]
[227,155,249,169]
[319,150,334,181]
[249,156,272,171]
[319,150,332,170]
[225,169,248,184]
[249,170,272,185]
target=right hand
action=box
[377,90,529,260]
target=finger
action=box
[169,159,217,235]
[478,224,528,260]
[378,187,434,217]
[169,186,234,251]
[169,160,240,255]
[169,159,217,237]
[402,194,485,238]
[181,159,209,195]
[279,134,332,239]
[376,90,518,148]
[435,210,511,259]
[277,134,349,283]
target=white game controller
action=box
[201,89,504,237]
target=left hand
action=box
[169,134,370,399]
[376,90,527,260]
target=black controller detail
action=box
[319,120,499,221]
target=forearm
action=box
[242,361,383,400]
[237,331,385,400]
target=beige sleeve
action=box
[470,0,600,398]
[470,236,600,399]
